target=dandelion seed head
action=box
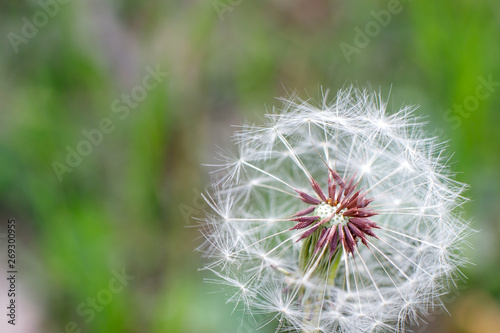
[199,87,472,332]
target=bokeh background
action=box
[1,1,499,332]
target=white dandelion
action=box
[200,87,472,333]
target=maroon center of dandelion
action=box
[290,168,379,257]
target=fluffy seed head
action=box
[200,87,472,333]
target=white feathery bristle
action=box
[199,87,472,332]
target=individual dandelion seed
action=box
[199,87,473,333]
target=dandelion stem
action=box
[299,230,343,333]
[328,248,342,286]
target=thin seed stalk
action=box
[299,228,343,333]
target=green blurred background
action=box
[0,1,499,332]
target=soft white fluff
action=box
[200,87,472,333]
